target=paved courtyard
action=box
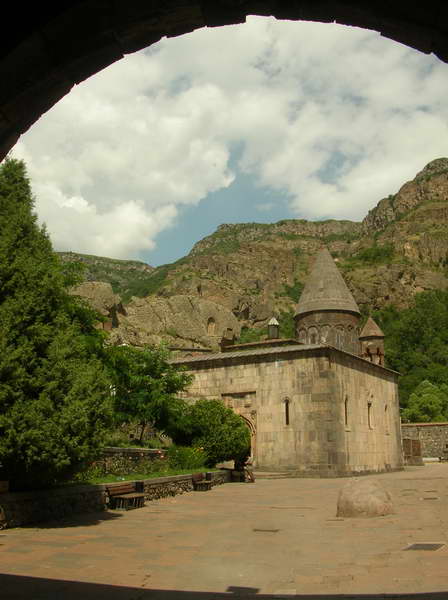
[1,464,448,599]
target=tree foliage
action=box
[373,290,448,407]
[401,380,448,423]
[0,158,113,490]
[165,398,251,467]
[106,344,192,441]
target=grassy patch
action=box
[277,278,304,302]
[236,326,265,344]
[86,469,217,485]
[323,231,361,244]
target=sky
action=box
[12,17,448,266]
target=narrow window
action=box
[207,317,216,335]
[368,402,373,429]
[384,404,389,434]
[284,398,290,426]
[344,396,349,427]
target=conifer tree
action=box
[0,158,113,490]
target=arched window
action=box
[368,401,373,429]
[284,397,290,426]
[344,395,349,427]
[308,326,318,344]
[207,317,216,335]
[321,325,330,343]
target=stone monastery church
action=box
[172,248,403,477]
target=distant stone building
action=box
[171,248,403,477]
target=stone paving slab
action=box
[1,464,448,599]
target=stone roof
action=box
[295,247,360,317]
[169,342,398,374]
[170,343,321,364]
[359,317,384,339]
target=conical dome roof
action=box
[295,247,360,317]
[359,317,384,339]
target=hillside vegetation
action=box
[58,252,154,303]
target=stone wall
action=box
[178,345,402,476]
[0,470,231,529]
[331,351,403,475]
[96,447,165,475]
[295,311,360,354]
[401,423,448,458]
[0,484,107,529]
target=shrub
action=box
[279,278,304,302]
[166,446,207,470]
[167,399,251,467]
[352,244,394,265]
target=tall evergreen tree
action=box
[0,158,113,490]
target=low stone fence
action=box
[95,446,166,475]
[0,470,231,529]
[0,484,107,529]
[401,422,448,458]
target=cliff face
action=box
[66,158,448,341]
[107,295,241,351]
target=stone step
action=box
[254,471,292,480]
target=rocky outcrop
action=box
[70,281,126,329]
[362,158,448,232]
[108,294,241,350]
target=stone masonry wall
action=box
[181,347,402,476]
[96,447,165,475]
[331,351,403,475]
[401,423,448,458]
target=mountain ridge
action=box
[61,157,448,346]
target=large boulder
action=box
[336,479,394,518]
[70,281,126,330]
[108,294,241,350]
[70,281,122,317]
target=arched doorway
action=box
[240,414,257,466]
[1,2,448,160]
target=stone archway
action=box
[240,414,257,465]
[1,1,448,160]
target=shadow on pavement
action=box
[1,574,448,600]
[20,510,123,530]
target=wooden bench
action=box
[107,482,145,510]
[192,472,212,491]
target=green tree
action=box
[401,380,448,423]
[374,290,448,406]
[106,344,192,442]
[0,158,113,490]
[166,398,251,467]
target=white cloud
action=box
[13,17,448,259]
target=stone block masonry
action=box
[401,422,448,458]
[173,344,403,476]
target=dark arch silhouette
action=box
[1,1,448,160]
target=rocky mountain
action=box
[66,158,448,346]
[136,158,448,325]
